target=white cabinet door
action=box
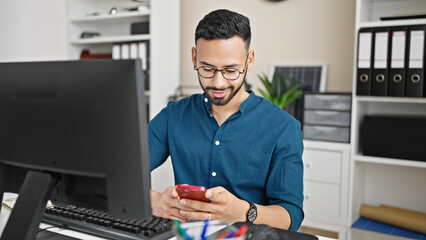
[304,181,341,217]
[303,149,342,184]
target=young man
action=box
[148,9,304,231]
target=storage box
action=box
[362,115,426,161]
[303,125,350,143]
[131,21,149,35]
[304,93,351,111]
[303,92,351,142]
[304,110,351,127]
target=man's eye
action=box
[225,69,237,73]
[202,67,215,72]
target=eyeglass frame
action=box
[193,53,250,81]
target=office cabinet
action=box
[303,93,352,143]
[66,0,179,119]
[302,140,350,240]
[349,0,426,239]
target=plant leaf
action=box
[257,72,276,100]
[258,71,303,109]
[279,84,303,108]
[258,88,270,100]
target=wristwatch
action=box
[246,201,257,223]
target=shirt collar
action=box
[201,90,255,114]
[239,90,255,113]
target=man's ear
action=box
[247,50,255,72]
[191,47,197,67]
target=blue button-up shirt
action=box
[148,91,304,230]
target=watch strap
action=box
[245,201,257,223]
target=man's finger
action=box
[167,214,187,223]
[180,210,211,221]
[176,199,197,211]
[168,186,179,198]
[180,198,211,212]
[170,187,179,198]
[167,207,187,221]
[169,197,185,210]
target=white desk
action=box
[1,192,333,240]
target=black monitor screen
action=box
[0,59,151,237]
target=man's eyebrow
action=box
[224,63,239,68]
[199,61,239,68]
[199,61,214,67]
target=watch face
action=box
[248,208,257,222]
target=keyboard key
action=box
[144,230,154,237]
[103,220,113,227]
[131,226,141,234]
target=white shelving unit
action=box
[350,0,426,239]
[66,0,179,119]
[302,140,350,240]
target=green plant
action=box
[257,71,303,109]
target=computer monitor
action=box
[0,59,152,239]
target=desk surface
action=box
[1,192,334,240]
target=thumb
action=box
[169,186,179,198]
[205,186,227,203]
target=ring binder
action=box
[406,25,425,97]
[372,27,390,96]
[389,26,407,97]
[356,28,374,96]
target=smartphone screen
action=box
[175,184,210,203]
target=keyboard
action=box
[43,204,174,240]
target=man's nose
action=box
[211,70,228,86]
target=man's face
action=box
[192,36,254,106]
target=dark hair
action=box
[195,9,251,50]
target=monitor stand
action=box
[1,171,56,240]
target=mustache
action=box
[205,86,234,91]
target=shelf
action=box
[351,226,420,240]
[358,18,426,28]
[354,154,426,169]
[357,0,426,27]
[303,139,351,151]
[71,34,150,45]
[70,11,150,23]
[356,96,426,104]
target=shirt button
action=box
[204,98,208,102]
[215,140,220,146]
[210,114,213,117]
[212,172,217,177]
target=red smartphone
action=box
[175,184,210,203]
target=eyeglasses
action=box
[194,54,249,81]
[194,66,246,80]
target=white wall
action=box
[0,0,68,62]
[180,0,356,92]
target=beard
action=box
[199,75,246,106]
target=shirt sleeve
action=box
[148,107,170,171]
[266,118,304,231]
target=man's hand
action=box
[178,186,249,223]
[150,187,188,222]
